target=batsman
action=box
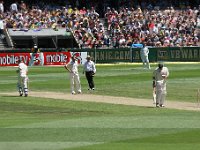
[152,63,169,107]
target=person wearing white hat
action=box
[83,55,96,90]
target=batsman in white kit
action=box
[153,63,169,107]
[17,59,29,97]
[64,55,82,94]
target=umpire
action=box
[83,55,96,90]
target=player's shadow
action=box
[1,95,20,98]
[144,106,156,109]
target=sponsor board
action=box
[0,53,31,66]
[1,47,200,66]
[88,49,131,63]
[0,52,86,67]
[157,47,200,61]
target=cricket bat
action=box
[153,87,156,104]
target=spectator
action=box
[0,16,4,39]
[0,1,4,14]
[20,1,27,12]
[10,1,18,13]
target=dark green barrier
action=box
[127,47,200,63]
[69,47,200,63]
[87,48,131,63]
[72,48,156,63]
[131,48,140,62]
[157,47,200,62]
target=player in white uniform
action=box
[64,56,81,94]
[17,59,28,97]
[153,63,169,107]
[140,43,151,69]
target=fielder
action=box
[17,59,29,97]
[64,55,82,94]
[140,43,151,69]
[153,63,169,107]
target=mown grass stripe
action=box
[0,142,102,150]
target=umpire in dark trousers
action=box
[83,55,96,90]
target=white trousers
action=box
[156,80,167,105]
[17,76,28,94]
[69,73,81,93]
[141,54,150,69]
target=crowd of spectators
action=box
[70,7,107,48]
[0,0,107,48]
[105,6,200,47]
[0,0,200,48]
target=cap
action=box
[86,55,91,59]
[18,58,23,63]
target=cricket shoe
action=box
[78,91,82,94]
[160,104,165,108]
[156,103,160,108]
[24,94,28,97]
[19,92,23,96]
[72,91,76,95]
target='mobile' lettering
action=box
[46,54,67,63]
[0,55,28,65]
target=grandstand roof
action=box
[8,28,72,39]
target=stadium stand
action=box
[0,0,200,49]
[104,6,200,47]
[7,28,77,48]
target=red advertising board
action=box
[43,52,71,66]
[0,52,82,67]
[0,53,31,66]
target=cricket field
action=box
[0,63,200,150]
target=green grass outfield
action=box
[0,63,200,150]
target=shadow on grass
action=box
[1,95,20,98]
[143,106,156,109]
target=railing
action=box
[3,28,14,48]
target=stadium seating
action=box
[0,1,199,49]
